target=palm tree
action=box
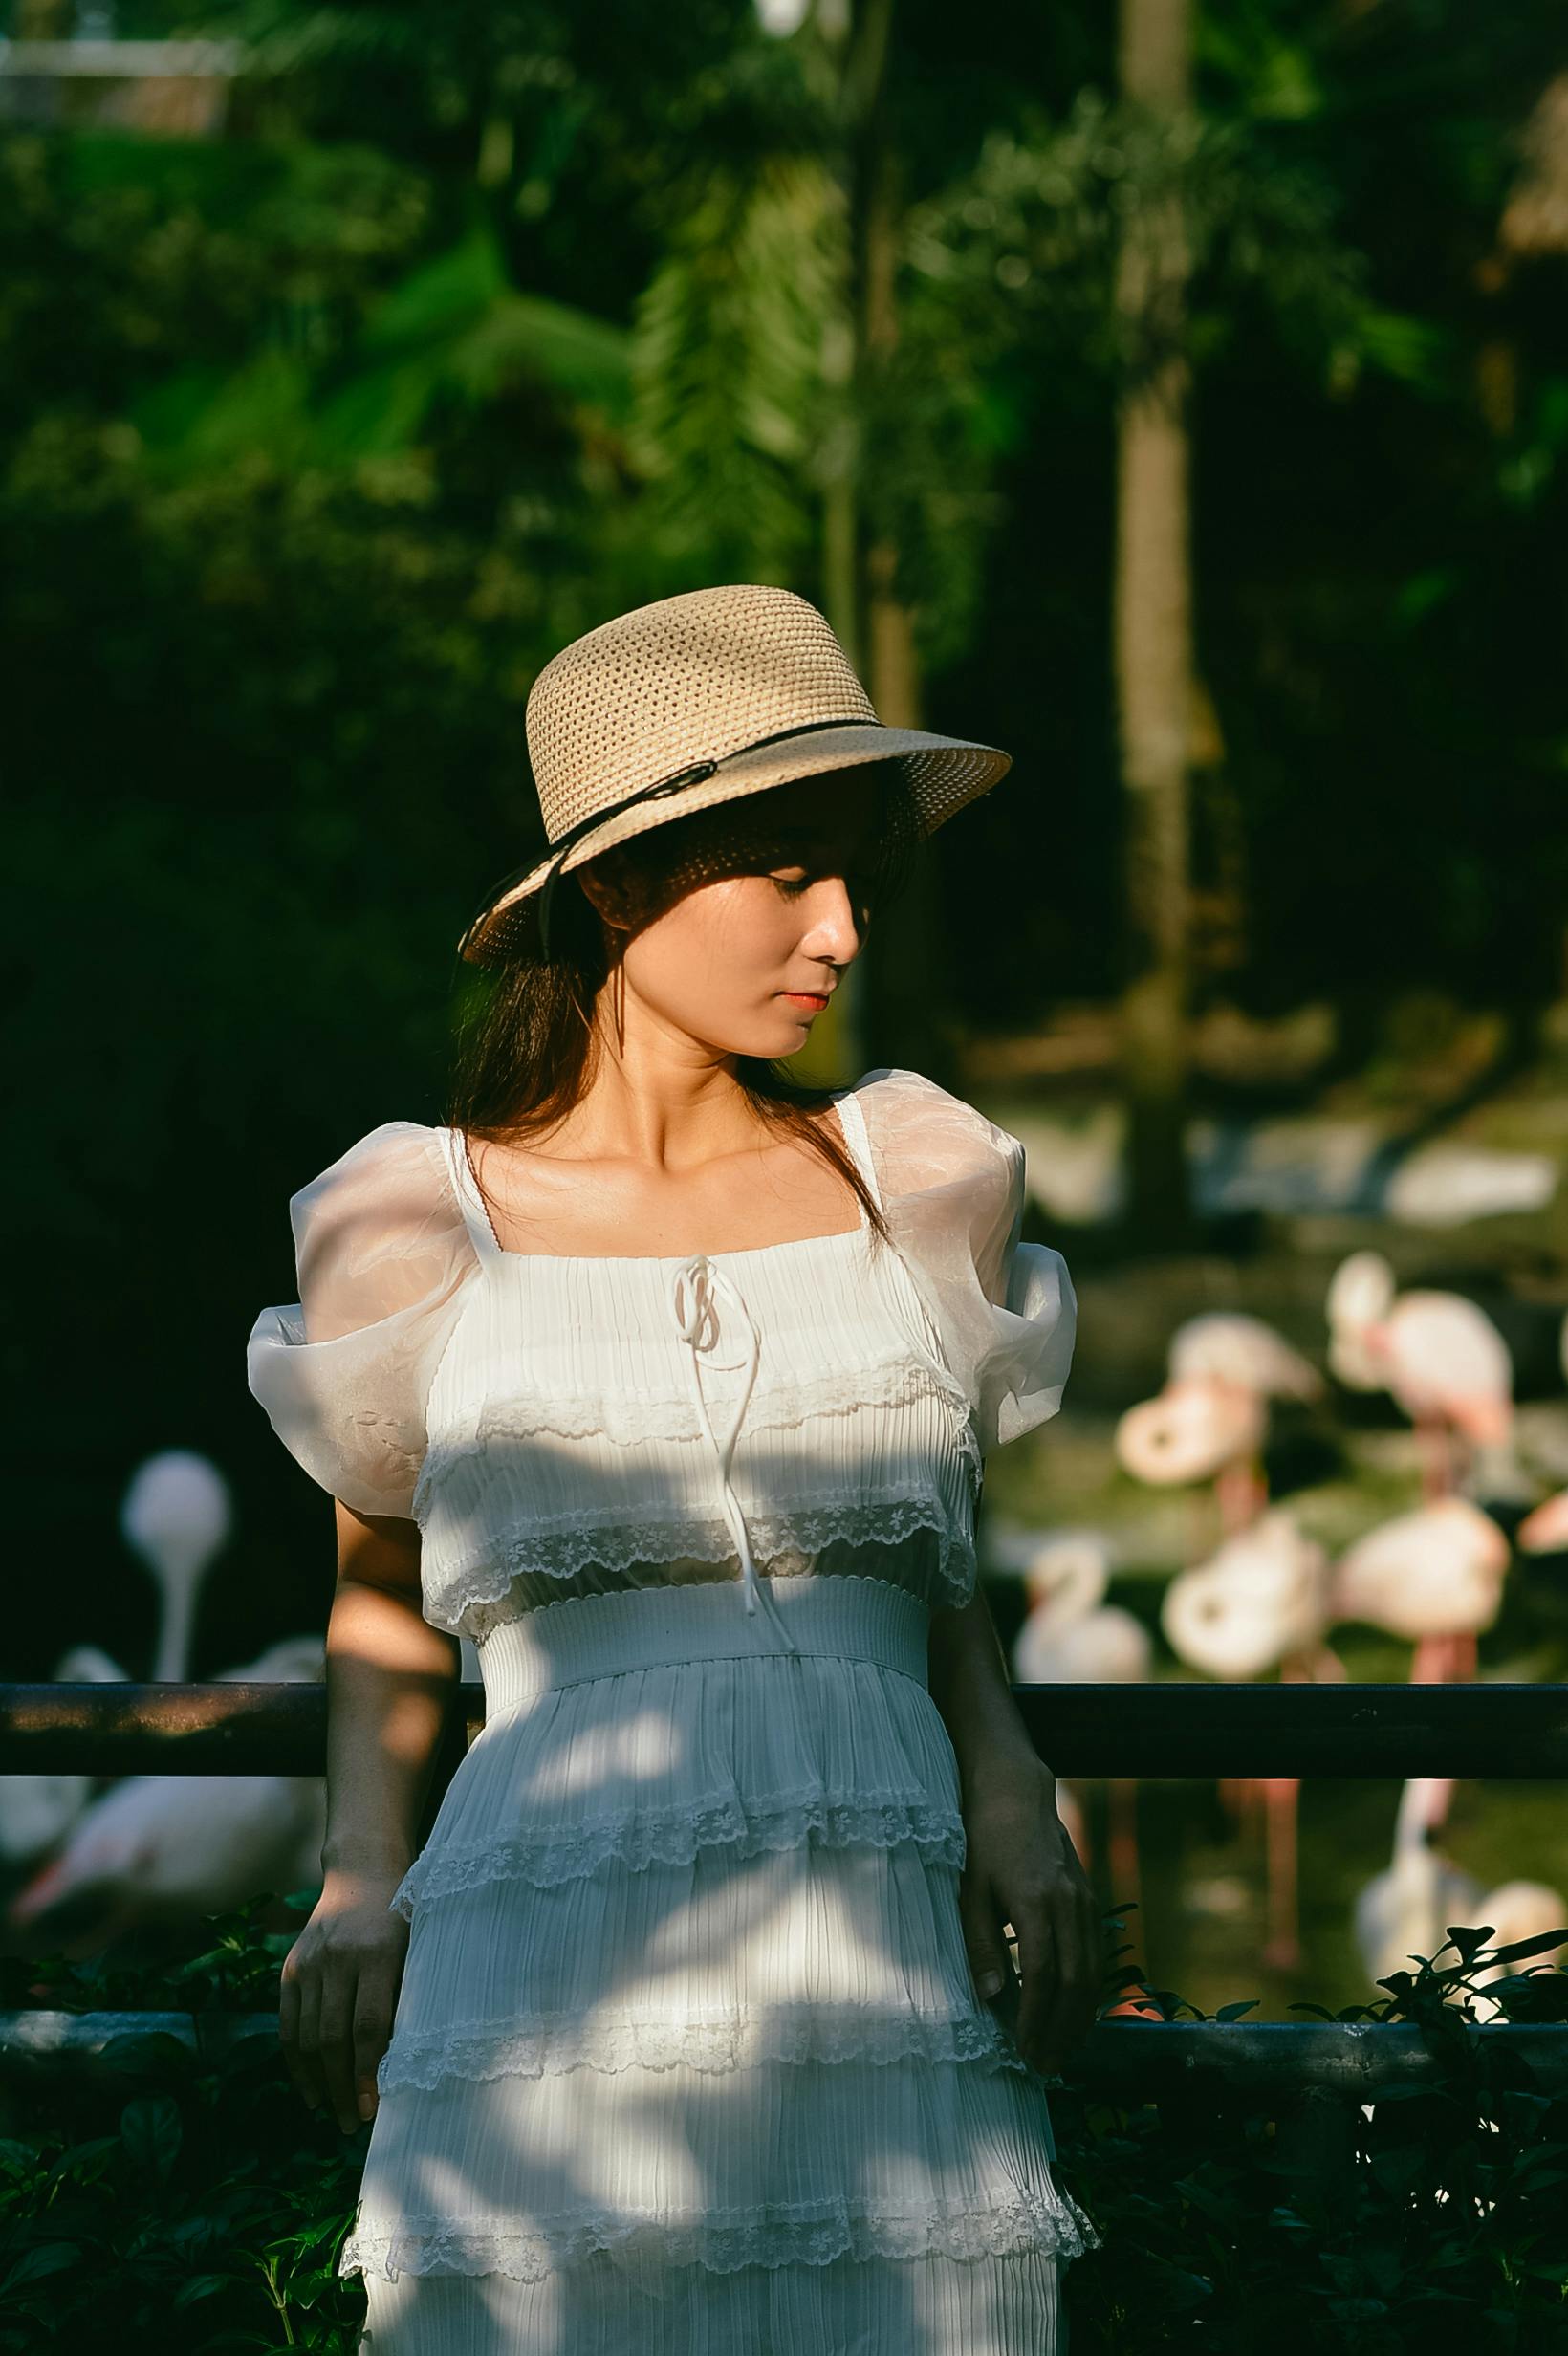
[1113,0,1198,1247]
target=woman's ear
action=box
[577,852,633,931]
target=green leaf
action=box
[0,2243,82,2294]
[120,2095,183,2185]
[172,2273,231,2308]
[98,2029,196,2076]
[311,222,632,457]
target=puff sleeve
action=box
[853,1066,1078,1457]
[246,1122,479,1520]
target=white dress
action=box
[248,1064,1100,2352]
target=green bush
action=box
[1062,1915,1568,2354]
[0,1899,1565,2348]
[0,1896,363,2351]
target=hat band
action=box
[470,713,884,961]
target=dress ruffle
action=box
[341,2056,1102,2284]
[435,1354,974,1458]
[392,1786,965,1912]
[378,1996,1029,2090]
[383,1829,1004,2085]
[351,2238,1073,2353]
[389,1608,968,1918]
[343,2182,1100,2284]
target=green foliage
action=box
[320,219,633,446]
[132,216,635,469]
[0,129,430,442]
[0,1899,363,2350]
[628,155,840,583]
[1062,1910,1568,2352]
[5,1891,315,2019]
[908,88,1380,391]
[8,0,1568,1677]
[0,1895,1565,2342]
[0,2073,363,2349]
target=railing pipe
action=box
[3,2011,1563,2093]
[1,1681,1565,1778]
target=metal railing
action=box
[4,1678,1567,1778]
[2,1676,1563,2191]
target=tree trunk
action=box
[817,0,956,1086]
[1114,0,1197,1246]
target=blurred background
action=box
[6,0,1568,2016]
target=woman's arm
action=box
[278,1501,459,2135]
[928,1574,1101,2080]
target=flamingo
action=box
[1354,1775,1487,1994]
[1328,1496,1509,1690]
[1326,1252,1514,1501]
[9,1635,327,1955]
[1516,1489,1568,1554]
[1164,1313,1325,1532]
[1000,1529,1151,1921]
[984,1519,1088,1861]
[0,1645,127,1875]
[120,1450,232,1680]
[1467,1880,1568,2022]
[1115,1379,1269,1544]
[1168,1313,1324,1406]
[1008,1533,1153,1687]
[1328,1496,1509,1842]
[1161,1508,1343,1972]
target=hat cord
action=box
[466,713,884,962]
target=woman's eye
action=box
[772,871,812,898]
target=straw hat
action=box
[457,583,1013,963]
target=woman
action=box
[249,583,1102,2352]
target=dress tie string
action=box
[667,1254,795,1645]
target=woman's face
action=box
[580,769,887,1059]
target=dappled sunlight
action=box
[348,1551,1090,2344]
[534,1703,693,1798]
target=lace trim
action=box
[446,1358,972,1456]
[425,1496,977,1638]
[389,1789,967,1918]
[339,2185,1103,2281]
[378,2000,1028,2091]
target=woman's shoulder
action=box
[284,1118,457,1232]
[847,1070,1074,1451]
[848,1065,1021,1192]
[248,1118,478,1517]
[282,1118,475,1295]
[850,1062,1012,1129]
[294,1117,447,1190]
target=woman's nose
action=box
[802,876,866,960]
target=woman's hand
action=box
[278,1865,410,2134]
[958,1749,1100,2080]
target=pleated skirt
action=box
[347,1575,1099,2352]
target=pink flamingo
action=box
[1468,1879,1568,2020]
[1161,1508,1344,1972]
[1004,1530,1152,1931]
[1168,1312,1324,1409]
[1115,1380,1269,1546]
[1517,1489,1568,1555]
[1329,1495,1509,1688]
[1354,1776,1487,1992]
[1326,1252,1514,1501]
[1328,1496,1510,1837]
[10,1637,326,1954]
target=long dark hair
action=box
[444,761,921,1249]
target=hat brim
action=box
[457,723,1012,963]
